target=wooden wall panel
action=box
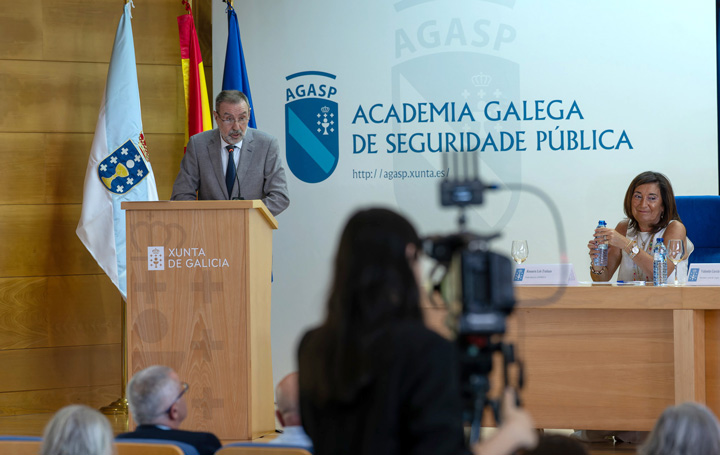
[45,275,121,347]
[0,132,185,205]
[137,65,185,134]
[144,134,187,200]
[0,3,43,60]
[43,0,186,65]
[0,277,47,350]
[0,133,46,204]
[0,60,104,133]
[195,0,213,65]
[0,0,186,65]
[0,61,184,134]
[0,0,210,421]
[0,385,120,417]
[0,275,120,349]
[0,205,101,277]
[0,344,119,392]
[0,134,181,206]
[41,0,115,64]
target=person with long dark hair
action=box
[298,207,536,455]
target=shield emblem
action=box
[98,139,150,194]
[285,97,340,183]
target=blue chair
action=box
[675,195,720,263]
[115,438,200,455]
[216,442,313,455]
[0,436,42,441]
[0,436,42,455]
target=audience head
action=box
[275,372,301,427]
[523,434,587,455]
[638,402,720,455]
[623,171,680,233]
[41,404,114,455]
[326,207,423,332]
[127,365,188,429]
[303,208,423,404]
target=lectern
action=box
[122,200,277,440]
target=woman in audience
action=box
[588,171,692,282]
[638,402,720,455]
[298,207,536,455]
[41,404,114,455]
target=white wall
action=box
[212,0,719,383]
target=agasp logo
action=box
[285,71,339,183]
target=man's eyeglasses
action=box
[164,382,189,415]
[219,116,249,125]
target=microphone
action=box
[231,146,243,201]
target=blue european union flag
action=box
[222,4,257,129]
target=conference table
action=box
[426,285,720,430]
[513,285,720,430]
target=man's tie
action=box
[226,145,236,198]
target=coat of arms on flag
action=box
[98,138,150,194]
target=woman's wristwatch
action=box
[626,240,640,259]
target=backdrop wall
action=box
[212,0,719,384]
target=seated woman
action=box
[41,404,114,455]
[638,402,720,455]
[298,208,536,455]
[588,171,693,282]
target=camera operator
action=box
[297,208,536,455]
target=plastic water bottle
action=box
[593,220,608,267]
[653,238,668,286]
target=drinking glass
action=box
[667,239,683,286]
[511,240,529,264]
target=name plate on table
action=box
[686,263,720,286]
[513,264,577,285]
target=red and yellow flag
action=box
[178,8,211,152]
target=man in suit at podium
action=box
[118,365,222,455]
[171,90,290,216]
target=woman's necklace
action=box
[633,231,654,281]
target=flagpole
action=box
[100,296,129,422]
[78,0,156,430]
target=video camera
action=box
[422,154,522,440]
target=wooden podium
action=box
[122,200,278,440]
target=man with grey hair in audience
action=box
[117,365,222,455]
[269,372,312,448]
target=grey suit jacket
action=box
[171,128,290,216]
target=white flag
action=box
[76,1,158,299]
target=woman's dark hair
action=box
[303,208,423,404]
[623,171,681,233]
